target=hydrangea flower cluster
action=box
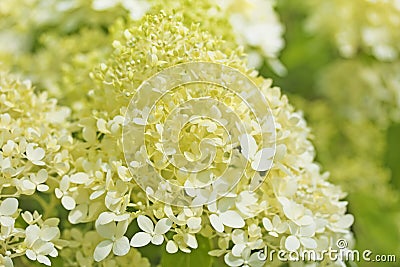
[0,0,130,100]
[306,0,400,61]
[93,0,285,70]
[216,0,285,71]
[59,12,353,266]
[0,71,68,266]
[0,3,355,267]
[0,71,150,266]
[0,0,284,107]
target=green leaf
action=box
[160,235,213,267]
[349,192,400,265]
[385,122,400,191]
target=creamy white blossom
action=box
[24,224,60,266]
[94,220,130,262]
[0,198,18,227]
[130,216,172,247]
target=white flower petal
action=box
[94,240,113,262]
[37,184,49,192]
[300,237,317,249]
[0,216,14,227]
[132,118,146,125]
[252,148,273,171]
[26,144,45,162]
[231,229,246,244]
[32,160,45,166]
[187,217,201,229]
[3,255,13,267]
[69,172,89,184]
[137,215,154,233]
[154,218,172,235]
[113,236,130,256]
[232,243,246,257]
[25,225,40,246]
[115,221,129,238]
[239,134,257,160]
[96,222,116,239]
[335,214,354,228]
[117,166,131,181]
[276,223,288,234]
[298,215,314,226]
[68,204,88,224]
[25,250,37,261]
[43,218,59,227]
[300,224,316,237]
[54,189,63,199]
[248,252,265,267]
[209,214,224,233]
[61,196,76,210]
[33,169,48,184]
[285,235,300,251]
[262,218,273,231]
[49,248,58,258]
[39,227,60,241]
[0,198,18,215]
[224,252,244,267]
[130,232,152,247]
[96,212,116,225]
[37,255,51,266]
[269,231,279,238]
[184,234,198,249]
[207,202,218,213]
[151,234,164,245]
[220,211,245,228]
[97,118,108,133]
[115,213,130,222]
[183,207,194,217]
[184,181,196,197]
[36,241,55,255]
[22,179,36,191]
[166,240,178,254]
[90,190,105,200]
[192,193,209,206]
[59,176,70,191]
[21,211,33,224]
